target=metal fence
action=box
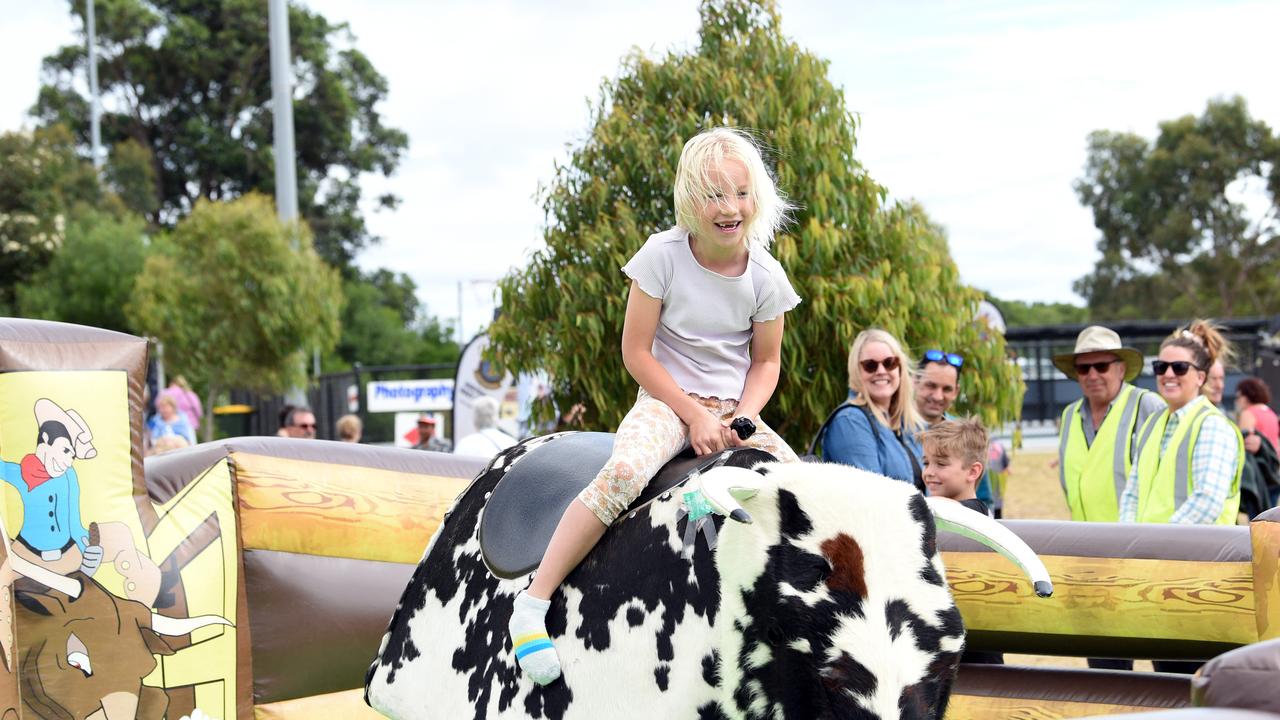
[226,362,455,443]
[1006,317,1280,423]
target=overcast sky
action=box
[3,0,1277,340]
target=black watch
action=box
[730,416,756,440]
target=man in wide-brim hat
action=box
[1054,326,1165,670]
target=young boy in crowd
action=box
[920,416,1004,665]
[920,416,992,517]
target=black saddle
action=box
[479,432,774,579]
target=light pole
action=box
[87,0,102,169]
[268,0,306,406]
[268,0,298,224]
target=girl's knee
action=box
[580,460,647,525]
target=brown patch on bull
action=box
[821,534,867,598]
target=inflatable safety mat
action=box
[147,437,485,708]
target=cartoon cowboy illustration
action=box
[1,398,103,575]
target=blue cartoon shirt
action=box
[2,458,89,554]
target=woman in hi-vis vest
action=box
[1119,320,1244,526]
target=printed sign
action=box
[366,379,454,413]
[452,334,519,443]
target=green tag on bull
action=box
[683,489,713,522]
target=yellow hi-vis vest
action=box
[1131,399,1243,525]
[1058,383,1147,522]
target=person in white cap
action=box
[0,398,103,575]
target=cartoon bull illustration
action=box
[5,527,230,720]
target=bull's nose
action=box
[99,691,139,719]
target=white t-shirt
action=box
[622,227,801,401]
[453,427,518,458]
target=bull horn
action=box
[151,613,234,636]
[7,548,82,599]
[926,497,1053,597]
[697,466,766,524]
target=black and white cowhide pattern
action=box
[366,435,964,720]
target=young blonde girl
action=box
[509,128,803,685]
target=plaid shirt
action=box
[1119,395,1240,524]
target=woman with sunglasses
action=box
[1119,320,1244,527]
[815,328,925,487]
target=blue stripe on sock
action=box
[515,640,554,660]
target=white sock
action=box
[509,592,561,685]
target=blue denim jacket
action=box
[819,396,923,485]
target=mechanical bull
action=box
[5,533,231,720]
[366,433,1050,720]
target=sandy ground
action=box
[991,450,1155,671]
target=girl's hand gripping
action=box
[689,411,728,456]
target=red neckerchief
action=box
[20,454,52,491]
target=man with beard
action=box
[915,350,994,512]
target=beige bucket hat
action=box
[1052,326,1144,381]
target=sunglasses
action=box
[1074,359,1120,376]
[923,349,964,370]
[291,422,317,430]
[1152,360,1200,377]
[860,356,900,373]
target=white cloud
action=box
[3,0,1277,339]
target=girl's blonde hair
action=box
[673,127,792,249]
[846,328,923,433]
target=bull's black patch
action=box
[907,494,946,587]
[821,652,875,696]
[626,606,644,627]
[702,650,721,687]
[655,664,670,691]
[883,599,964,656]
[777,488,813,539]
[697,702,730,719]
[908,493,937,558]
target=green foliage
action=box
[128,193,342,437]
[1074,96,1280,320]
[489,0,1023,444]
[985,294,1088,328]
[0,124,109,311]
[35,0,408,269]
[105,139,160,218]
[325,269,459,370]
[17,210,146,333]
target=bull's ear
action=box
[143,630,177,657]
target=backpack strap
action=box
[806,402,859,459]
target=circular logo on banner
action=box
[475,359,506,390]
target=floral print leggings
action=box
[577,389,800,526]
